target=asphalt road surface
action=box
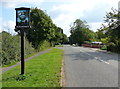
[63,45,119,87]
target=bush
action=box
[107,42,115,51]
[84,41,91,44]
[1,31,35,66]
[100,45,107,50]
[107,42,120,53]
[37,40,51,51]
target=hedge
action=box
[107,45,120,53]
[0,31,35,66]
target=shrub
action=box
[100,45,107,50]
[37,40,50,51]
[1,31,35,66]
[107,42,120,53]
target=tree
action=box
[26,7,55,49]
[63,34,69,44]
[97,8,120,45]
[15,7,64,49]
[69,19,97,45]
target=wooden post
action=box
[20,28,25,75]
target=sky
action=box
[0,0,119,36]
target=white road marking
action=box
[79,50,110,65]
[95,57,110,64]
[99,59,110,64]
[85,52,91,56]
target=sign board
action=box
[15,7,30,75]
[15,7,30,28]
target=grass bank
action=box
[55,45,63,47]
[2,48,63,87]
[1,47,51,68]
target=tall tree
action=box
[63,34,69,44]
[69,19,97,45]
[97,8,120,45]
[15,7,64,49]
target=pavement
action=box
[63,45,119,87]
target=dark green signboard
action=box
[15,7,30,28]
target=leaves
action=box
[69,19,97,45]
[97,8,120,45]
[1,31,35,66]
[22,8,65,49]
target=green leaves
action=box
[69,19,97,45]
[1,31,35,66]
[24,7,64,49]
[97,8,119,46]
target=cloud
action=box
[1,0,44,8]
[1,0,119,36]
[88,22,103,32]
[52,14,76,36]
[0,18,2,33]
[2,20,17,35]
[1,0,44,3]
[118,1,120,11]
[49,2,93,36]
[48,0,119,36]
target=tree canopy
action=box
[69,19,97,45]
[15,7,66,50]
[96,8,120,45]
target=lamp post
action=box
[15,7,30,75]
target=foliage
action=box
[84,41,91,44]
[1,31,35,66]
[96,8,120,53]
[38,40,51,51]
[55,44,63,47]
[2,48,63,87]
[100,37,110,44]
[96,8,119,45]
[15,7,64,50]
[100,45,107,50]
[107,45,119,53]
[2,7,67,66]
[53,26,64,45]
[69,19,98,45]
[63,34,69,44]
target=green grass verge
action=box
[1,47,52,68]
[2,48,63,87]
[1,52,38,68]
[55,45,63,47]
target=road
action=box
[63,45,119,87]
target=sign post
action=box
[15,7,30,75]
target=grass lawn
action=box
[1,47,52,68]
[55,45,63,47]
[1,52,38,68]
[2,48,63,87]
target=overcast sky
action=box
[0,0,119,36]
